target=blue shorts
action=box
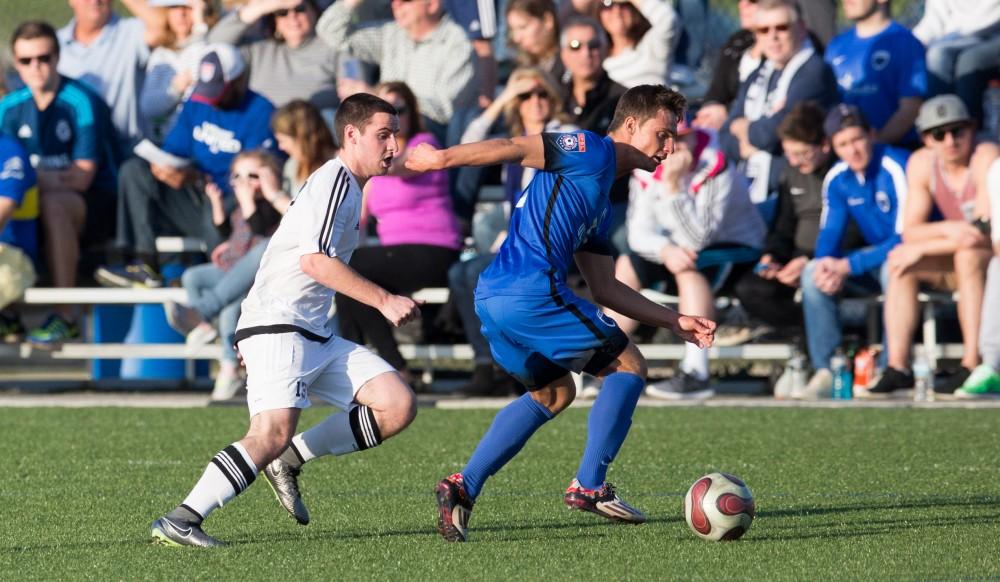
[474,291,629,389]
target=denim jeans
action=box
[925,32,1000,122]
[448,253,495,365]
[181,240,268,363]
[801,259,889,370]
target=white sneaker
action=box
[210,369,244,401]
[795,369,833,400]
[773,367,794,399]
[579,376,602,399]
[185,323,219,353]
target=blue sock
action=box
[461,393,555,500]
[576,372,644,490]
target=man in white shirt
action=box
[150,93,421,548]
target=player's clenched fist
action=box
[379,294,421,327]
[404,143,446,172]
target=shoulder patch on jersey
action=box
[557,133,586,152]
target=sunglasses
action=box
[518,89,548,101]
[755,23,791,35]
[929,124,969,142]
[15,53,53,66]
[566,38,602,52]
[230,172,260,182]
[275,4,308,17]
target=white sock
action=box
[180,442,258,521]
[290,406,383,463]
[680,343,709,381]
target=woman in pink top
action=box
[335,81,461,385]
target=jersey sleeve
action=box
[0,139,34,204]
[542,131,613,178]
[296,165,353,258]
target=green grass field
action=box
[2,405,999,580]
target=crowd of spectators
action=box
[1,0,1000,402]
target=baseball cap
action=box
[148,0,190,6]
[190,44,246,107]
[823,103,870,139]
[915,94,971,133]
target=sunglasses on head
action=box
[230,172,260,182]
[755,23,791,35]
[929,124,969,142]
[275,3,308,17]
[16,53,53,66]
[518,89,548,100]
[566,38,602,52]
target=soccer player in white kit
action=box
[151,93,422,548]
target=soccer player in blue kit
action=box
[405,84,717,542]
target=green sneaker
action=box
[27,314,80,347]
[955,365,1000,399]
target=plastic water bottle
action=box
[983,81,1000,142]
[913,344,934,402]
[831,348,853,400]
[852,346,876,396]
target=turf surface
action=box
[1,405,999,580]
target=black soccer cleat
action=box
[564,479,646,524]
[263,459,310,525]
[150,516,224,548]
[436,473,474,542]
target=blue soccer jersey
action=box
[0,136,39,261]
[0,77,118,193]
[476,131,618,299]
[826,22,926,142]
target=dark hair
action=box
[271,99,337,181]
[560,15,608,50]
[601,1,651,46]
[334,92,397,144]
[263,0,319,42]
[374,80,423,139]
[778,102,826,145]
[11,20,60,58]
[506,0,560,65]
[607,84,686,133]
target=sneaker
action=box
[165,301,202,336]
[579,375,602,400]
[185,323,219,353]
[95,261,163,288]
[436,473,474,542]
[935,367,972,395]
[0,312,25,343]
[772,366,794,399]
[794,369,832,400]
[263,459,310,525]
[862,367,913,398]
[26,314,80,347]
[645,371,714,400]
[714,324,774,347]
[955,364,1000,399]
[564,479,646,524]
[210,371,244,401]
[150,516,224,548]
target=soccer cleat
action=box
[564,479,646,524]
[26,313,80,347]
[436,473,474,542]
[263,459,310,525]
[95,262,163,288]
[150,516,224,548]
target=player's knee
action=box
[531,381,576,414]
[613,343,648,378]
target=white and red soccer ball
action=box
[683,472,755,541]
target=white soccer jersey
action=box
[236,157,362,340]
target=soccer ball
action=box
[683,472,755,541]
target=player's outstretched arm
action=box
[300,253,420,327]
[405,135,545,172]
[575,251,716,348]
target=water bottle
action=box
[459,237,478,262]
[831,348,852,400]
[983,80,1000,142]
[912,344,934,402]
[852,346,876,396]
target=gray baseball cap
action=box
[915,94,971,133]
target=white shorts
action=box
[237,332,396,418]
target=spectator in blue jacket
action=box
[825,0,927,147]
[798,104,909,398]
[95,43,277,289]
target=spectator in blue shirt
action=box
[798,104,908,398]
[95,43,277,289]
[825,0,926,147]
[0,21,121,346]
[0,136,38,342]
